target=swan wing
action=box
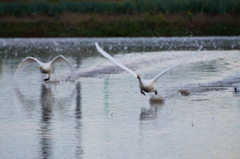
[14,57,42,80]
[95,43,137,78]
[152,46,203,83]
[50,55,75,79]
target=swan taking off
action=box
[14,55,75,81]
[95,43,202,95]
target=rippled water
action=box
[0,37,240,158]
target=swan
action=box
[95,43,202,95]
[14,55,75,81]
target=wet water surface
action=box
[0,37,240,158]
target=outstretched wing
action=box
[151,46,203,83]
[95,43,137,78]
[50,55,75,79]
[14,57,42,80]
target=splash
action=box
[44,80,60,83]
[44,77,60,83]
[149,93,164,103]
[43,72,75,83]
[44,76,75,83]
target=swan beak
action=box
[40,66,43,69]
[137,75,141,79]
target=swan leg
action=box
[155,90,158,95]
[140,89,145,96]
[235,87,237,92]
[44,75,50,81]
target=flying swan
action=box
[14,55,75,81]
[95,43,202,95]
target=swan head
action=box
[39,65,46,72]
[137,74,141,79]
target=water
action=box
[0,37,240,158]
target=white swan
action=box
[95,43,202,95]
[14,55,75,81]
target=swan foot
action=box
[155,91,158,95]
[235,87,237,92]
[140,90,145,96]
[44,77,50,81]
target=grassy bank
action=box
[1,0,240,16]
[0,13,240,37]
[1,0,240,37]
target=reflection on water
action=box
[140,100,164,120]
[75,52,83,69]
[15,87,38,110]
[75,82,83,157]
[39,84,53,159]
[13,82,79,158]
[0,59,2,79]
[1,37,240,159]
[75,82,82,120]
[104,78,109,115]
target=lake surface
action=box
[0,37,240,159]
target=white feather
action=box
[151,46,202,83]
[14,57,43,80]
[95,42,202,95]
[14,55,75,80]
[50,55,76,79]
[95,43,137,78]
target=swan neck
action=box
[138,78,144,85]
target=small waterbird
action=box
[14,55,75,81]
[232,83,240,92]
[95,43,202,95]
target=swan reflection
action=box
[75,82,83,157]
[140,95,164,120]
[39,83,54,158]
[15,82,76,158]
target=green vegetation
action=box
[1,0,240,16]
[1,17,240,37]
[0,0,239,37]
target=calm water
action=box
[0,37,240,159]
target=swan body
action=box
[95,43,202,95]
[138,78,157,94]
[14,55,75,81]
